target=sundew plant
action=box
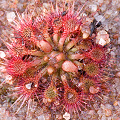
[0,0,115,119]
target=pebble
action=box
[0,11,4,17]
[105,104,113,110]
[38,115,45,120]
[56,114,62,119]
[6,12,16,22]
[25,83,33,90]
[113,34,119,39]
[116,72,120,77]
[101,115,107,120]
[105,10,113,18]
[97,109,103,117]
[114,17,119,22]
[0,51,6,58]
[89,4,97,12]
[100,4,107,12]
[101,104,105,109]
[63,112,70,120]
[81,24,91,39]
[0,107,5,115]
[104,108,112,117]
[88,110,95,115]
[113,101,118,106]
[83,32,89,39]
[110,51,116,56]
[89,86,99,94]
[44,114,51,120]
[107,117,112,120]
[97,0,103,3]
[0,66,6,72]
[118,37,120,44]
[94,15,105,23]
[5,75,13,85]
[112,0,119,5]
[117,101,120,107]
[96,30,110,46]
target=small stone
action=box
[94,15,105,23]
[114,17,119,22]
[77,82,83,88]
[101,104,105,109]
[89,4,97,12]
[83,32,89,39]
[63,112,70,120]
[38,115,45,120]
[96,30,110,46]
[54,100,60,106]
[89,86,99,94]
[6,12,16,22]
[101,115,107,120]
[44,114,51,120]
[105,104,113,110]
[99,38,107,46]
[5,75,13,84]
[80,13,87,17]
[97,109,103,116]
[0,66,6,72]
[42,3,51,13]
[104,108,112,117]
[80,19,91,39]
[43,3,50,8]
[0,51,6,58]
[0,11,4,17]
[113,101,118,106]
[88,110,95,115]
[25,83,32,90]
[105,10,113,18]
[116,72,120,77]
[98,0,103,3]
[43,98,48,104]
[110,51,115,56]
[100,5,106,12]
[113,34,119,39]
[117,101,120,107]
[107,117,112,120]
[56,114,62,119]
[118,37,120,45]
[116,117,120,120]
